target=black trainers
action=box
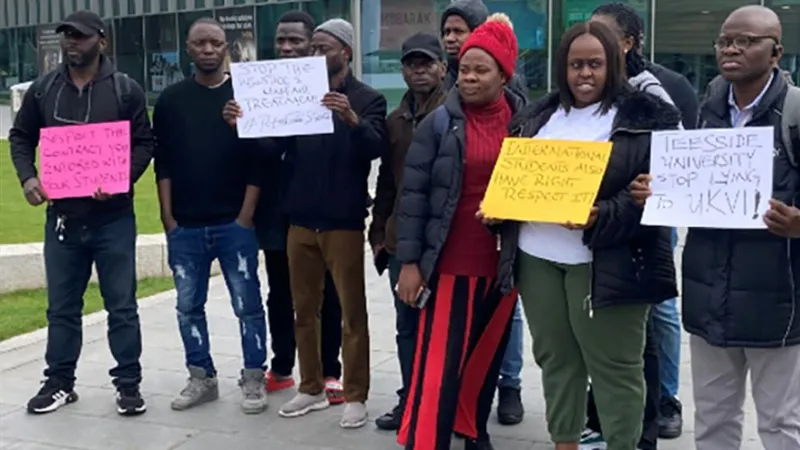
[496,386,524,425]
[658,396,683,439]
[27,378,78,414]
[375,403,402,431]
[116,385,147,416]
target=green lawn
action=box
[0,140,163,244]
[0,275,175,341]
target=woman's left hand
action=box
[563,206,599,230]
[630,174,653,207]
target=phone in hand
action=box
[416,287,432,309]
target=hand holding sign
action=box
[223,99,243,129]
[763,199,800,238]
[562,206,599,230]
[630,174,653,207]
[321,92,358,127]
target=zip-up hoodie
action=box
[9,56,153,225]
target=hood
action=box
[440,0,489,32]
[511,87,681,134]
[444,85,527,120]
[628,70,675,106]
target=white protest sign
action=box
[230,56,333,138]
[642,127,774,229]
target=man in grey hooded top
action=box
[440,0,528,106]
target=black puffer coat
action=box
[395,88,526,295]
[683,70,800,348]
[511,88,681,309]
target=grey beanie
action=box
[315,18,354,49]
[441,0,489,32]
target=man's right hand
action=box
[161,214,178,233]
[396,263,425,306]
[223,100,243,129]
[22,178,48,206]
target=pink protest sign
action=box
[39,121,131,200]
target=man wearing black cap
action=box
[369,32,446,431]
[9,10,152,416]
[439,0,528,426]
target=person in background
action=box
[369,32,446,432]
[254,9,346,404]
[681,6,800,449]
[226,18,387,428]
[9,10,152,416]
[152,17,268,415]
[396,14,523,450]
[513,20,680,450]
[590,4,699,440]
[439,0,526,424]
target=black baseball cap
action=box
[56,10,106,37]
[401,32,442,63]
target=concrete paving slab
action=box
[0,236,766,449]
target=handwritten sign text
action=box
[39,121,131,200]
[481,138,612,223]
[642,127,774,228]
[230,56,333,138]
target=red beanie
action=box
[458,13,518,78]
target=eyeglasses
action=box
[53,82,93,124]
[713,35,778,51]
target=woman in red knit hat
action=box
[394,12,526,450]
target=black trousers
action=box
[43,211,142,388]
[587,310,660,450]
[263,250,342,378]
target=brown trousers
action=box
[287,225,370,402]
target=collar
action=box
[728,71,774,112]
[333,70,353,94]
[399,84,446,121]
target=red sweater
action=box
[437,96,512,277]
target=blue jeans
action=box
[387,255,419,404]
[167,221,267,375]
[498,299,524,389]
[652,228,681,398]
[43,211,142,388]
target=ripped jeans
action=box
[167,221,267,376]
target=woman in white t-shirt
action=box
[507,21,680,450]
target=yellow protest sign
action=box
[481,138,613,224]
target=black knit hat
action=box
[440,0,489,33]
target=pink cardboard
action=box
[39,121,131,200]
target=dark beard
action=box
[64,44,101,68]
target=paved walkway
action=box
[0,239,763,450]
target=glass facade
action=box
[0,0,796,106]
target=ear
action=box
[622,36,635,54]
[500,72,508,85]
[772,44,784,62]
[436,61,446,79]
[99,37,108,52]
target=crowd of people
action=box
[7,1,800,450]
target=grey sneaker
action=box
[170,366,219,411]
[239,369,268,414]
[278,392,329,418]
[340,401,368,428]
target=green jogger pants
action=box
[517,251,649,450]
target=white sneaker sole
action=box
[340,415,367,429]
[278,398,330,418]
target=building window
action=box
[255,2,296,60]
[177,0,186,10]
[115,17,146,89]
[160,0,169,12]
[145,14,182,93]
[113,0,120,17]
[767,0,799,86]
[0,29,19,90]
[307,0,350,23]
[214,0,224,6]
[654,0,761,95]
[216,6,257,67]
[17,26,38,83]
[36,24,63,75]
[128,0,136,15]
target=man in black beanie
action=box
[440,0,528,105]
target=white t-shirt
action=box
[518,102,618,264]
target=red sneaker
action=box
[325,378,344,405]
[266,371,295,393]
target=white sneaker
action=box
[340,401,367,428]
[278,392,329,418]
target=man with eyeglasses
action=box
[8,10,153,416]
[682,6,800,449]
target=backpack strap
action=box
[432,105,450,149]
[112,72,132,119]
[31,70,60,121]
[781,86,800,169]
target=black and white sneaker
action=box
[27,378,79,414]
[116,386,147,416]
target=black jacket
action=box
[683,70,800,348]
[9,56,153,225]
[647,62,699,129]
[280,73,387,231]
[395,88,527,295]
[511,89,681,309]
